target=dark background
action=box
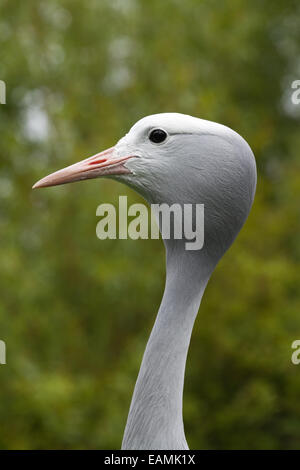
[0,0,300,449]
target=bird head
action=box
[33,113,256,263]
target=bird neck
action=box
[122,245,212,450]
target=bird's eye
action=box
[149,128,168,144]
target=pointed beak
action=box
[32,147,135,189]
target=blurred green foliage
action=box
[0,0,300,449]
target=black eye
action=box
[149,128,167,144]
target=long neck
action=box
[122,245,212,450]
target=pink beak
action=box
[32,147,135,189]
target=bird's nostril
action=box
[88,158,107,165]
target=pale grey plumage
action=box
[117,114,256,449]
